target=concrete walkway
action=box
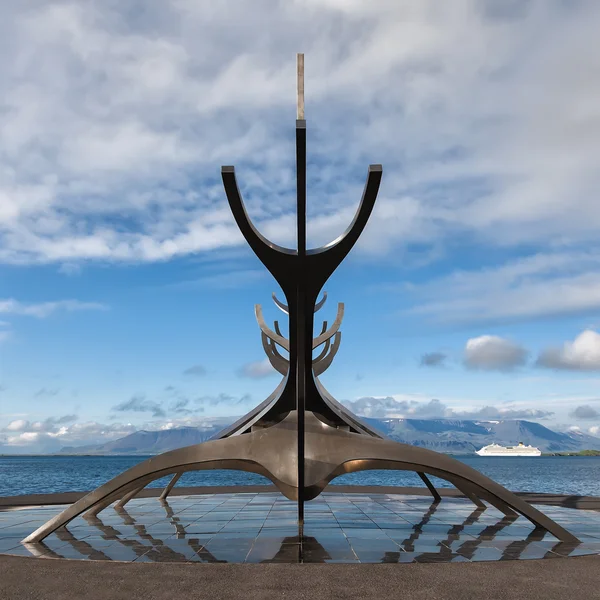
[1,553,599,600]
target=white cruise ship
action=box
[476,442,541,457]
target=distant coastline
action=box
[542,449,600,457]
[0,453,156,457]
[3,449,600,458]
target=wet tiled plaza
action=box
[2,492,600,563]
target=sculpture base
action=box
[7,491,600,563]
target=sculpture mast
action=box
[295,52,306,529]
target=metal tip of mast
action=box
[297,53,304,120]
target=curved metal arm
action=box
[273,291,326,314]
[262,332,289,376]
[307,165,382,284]
[222,167,296,271]
[272,292,289,314]
[273,321,285,338]
[314,292,327,313]
[313,303,344,349]
[312,165,382,256]
[269,337,289,363]
[313,338,331,364]
[255,304,289,351]
[313,332,341,376]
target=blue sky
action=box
[1,0,600,453]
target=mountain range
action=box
[59,417,600,455]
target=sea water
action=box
[1,455,599,497]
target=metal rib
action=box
[255,304,289,351]
[273,321,285,338]
[262,332,289,376]
[222,167,296,273]
[313,332,341,376]
[313,303,344,349]
[314,292,327,313]
[312,338,331,364]
[272,292,289,314]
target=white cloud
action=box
[156,416,231,431]
[0,1,598,266]
[6,419,28,431]
[3,414,77,434]
[343,395,552,420]
[238,358,276,379]
[405,250,600,324]
[537,330,600,371]
[0,417,139,453]
[0,298,108,318]
[0,412,241,452]
[464,335,528,371]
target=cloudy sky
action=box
[1,0,600,453]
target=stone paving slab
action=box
[2,492,600,564]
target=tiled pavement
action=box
[1,493,600,564]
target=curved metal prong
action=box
[222,167,295,270]
[313,338,331,364]
[314,292,327,313]
[311,166,382,270]
[261,332,289,376]
[272,292,289,315]
[255,304,289,351]
[269,337,289,363]
[313,303,344,349]
[273,320,285,338]
[313,332,341,376]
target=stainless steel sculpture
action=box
[23,54,579,545]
